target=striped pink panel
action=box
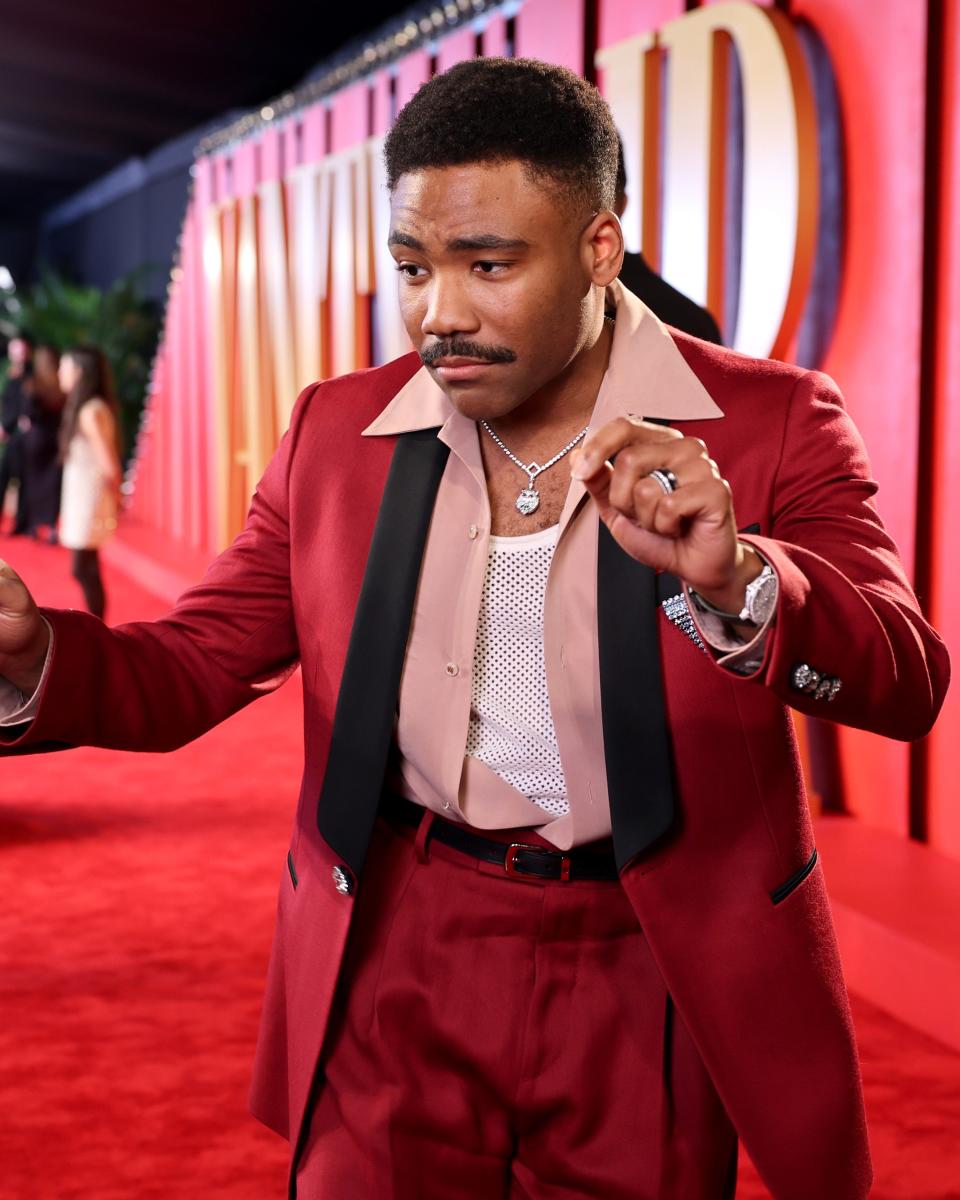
[371,67,394,135]
[514,0,584,73]
[483,11,512,58]
[597,0,685,46]
[232,140,259,198]
[259,126,283,183]
[330,81,370,152]
[436,26,477,72]
[193,157,216,552]
[394,50,431,110]
[302,105,327,164]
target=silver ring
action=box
[648,468,678,495]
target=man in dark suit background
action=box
[614,135,723,344]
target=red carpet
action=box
[2,532,960,1198]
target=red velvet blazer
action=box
[2,340,949,1200]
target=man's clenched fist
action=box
[571,416,763,613]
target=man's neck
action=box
[485,315,613,458]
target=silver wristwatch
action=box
[689,563,777,627]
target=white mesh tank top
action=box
[464,523,569,817]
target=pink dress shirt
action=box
[365,284,768,849]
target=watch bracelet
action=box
[687,586,754,625]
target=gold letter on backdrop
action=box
[288,163,330,392]
[326,144,374,379]
[258,178,297,434]
[595,31,657,257]
[601,1,818,359]
[236,191,275,487]
[370,134,414,364]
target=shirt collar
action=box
[361,279,724,442]
[592,279,724,424]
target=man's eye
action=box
[394,262,426,278]
[475,261,508,275]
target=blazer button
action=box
[790,663,820,694]
[331,865,354,896]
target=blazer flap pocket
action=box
[771,847,818,905]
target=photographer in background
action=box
[20,344,65,543]
[0,334,34,536]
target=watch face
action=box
[748,568,777,624]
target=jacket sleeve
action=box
[0,381,321,756]
[736,370,949,741]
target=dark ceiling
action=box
[0,0,413,224]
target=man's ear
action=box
[582,210,624,288]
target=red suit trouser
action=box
[296,812,737,1198]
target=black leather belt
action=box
[382,793,619,883]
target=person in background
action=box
[0,334,34,535]
[20,344,65,543]
[57,346,122,619]
[614,134,723,344]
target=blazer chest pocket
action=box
[770,848,818,905]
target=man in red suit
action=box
[0,59,949,1198]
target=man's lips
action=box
[430,357,501,380]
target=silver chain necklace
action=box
[479,419,590,516]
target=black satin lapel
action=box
[657,571,682,604]
[598,525,677,870]
[317,429,449,877]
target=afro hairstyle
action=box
[384,57,619,215]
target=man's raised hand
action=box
[571,416,761,613]
[0,560,50,696]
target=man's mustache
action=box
[420,339,517,367]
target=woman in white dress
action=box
[57,347,122,619]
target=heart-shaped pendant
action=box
[516,488,540,515]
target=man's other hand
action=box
[0,560,50,695]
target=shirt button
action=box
[445,662,460,677]
[442,801,451,810]
[468,524,479,539]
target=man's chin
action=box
[443,388,525,423]
[425,367,520,422]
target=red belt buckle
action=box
[505,843,572,882]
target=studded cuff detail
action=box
[791,663,841,701]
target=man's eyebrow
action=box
[387,231,530,252]
[447,234,529,251]
[388,230,424,250]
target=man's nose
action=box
[421,274,480,340]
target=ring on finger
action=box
[648,468,679,495]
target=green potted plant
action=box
[0,266,162,462]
